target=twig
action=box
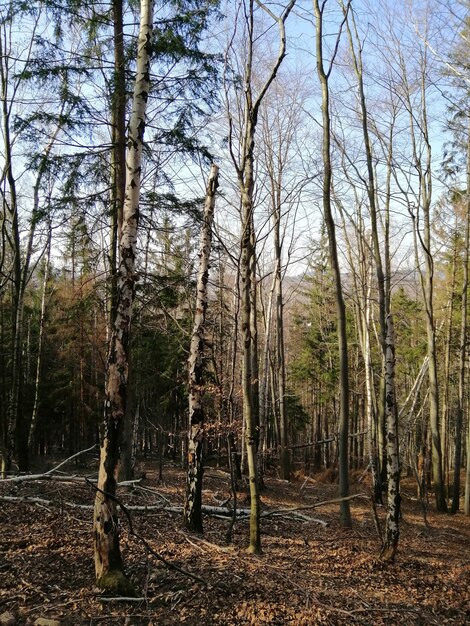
[96,596,145,603]
[261,493,369,517]
[0,444,98,484]
[44,444,98,475]
[178,531,236,553]
[133,485,172,505]
[349,607,422,616]
[269,511,329,527]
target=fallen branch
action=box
[178,531,236,553]
[97,596,145,603]
[0,495,166,512]
[0,472,140,488]
[0,444,98,484]
[44,444,99,475]
[0,496,330,526]
[260,493,369,517]
[0,475,92,485]
[270,511,329,527]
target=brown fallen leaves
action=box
[0,463,468,625]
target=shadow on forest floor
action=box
[0,459,469,625]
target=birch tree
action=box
[184,163,219,533]
[381,314,401,561]
[93,0,153,592]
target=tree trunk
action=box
[274,194,290,481]
[405,48,447,512]
[343,3,388,495]
[227,0,295,553]
[454,122,470,514]
[184,163,219,533]
[258,275,275,486]
[314,0,352,528]
[111,0,135,482]
[28,223,52,451]
[93,0,153,592]
[381,314,401,562]
[441,246,457,501]
[249,224,260,457]
[364,258,381,502]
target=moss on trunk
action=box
[96,569,137,597]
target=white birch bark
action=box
[381,314,401,562]
[28,223,52,450]
[93,0,153,592]
[184,163,219,533]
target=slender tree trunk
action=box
[227,0,295,553]
[423,234,447,512]
[462,123,470,516]
[110,0,136,482]
[2,101,21,473]
[314,0,352,528]
[273,199,290,481]
[441,244,457,501]
[465,413,470,515]
[405,51,447,512]
[381,314,401,562]
[364,255,381,502]
[184,164,219,533]
[258,275,275,485]
[249,225,260,456]
[108,0,126,334]
[241,213,262,553]
[343,4,391,495]
[93,0,153,592]
[453,223,467,513]
[28,224,52,451]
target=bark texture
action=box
[93,0,153,591]
[381,314,401,562]
[184,164,219,533]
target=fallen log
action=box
[0,497,329,526]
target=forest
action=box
[0,0,469,624]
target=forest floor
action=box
[0,458,469,626]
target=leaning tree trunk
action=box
[381,314,401,562]
[93,0,153,593]
[184,164,219,533]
